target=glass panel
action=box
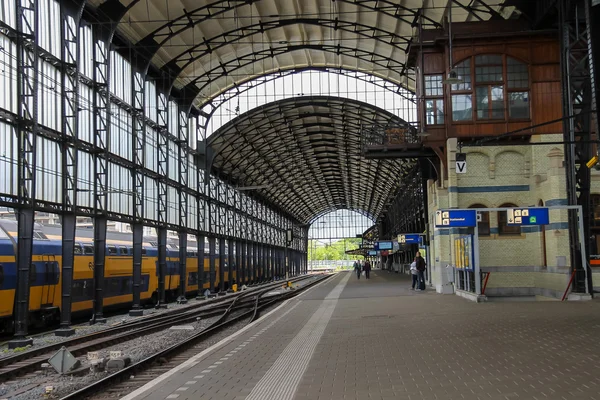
[424,75,443,96]
[452,95,472,121]
[491,86,504,119]
[475,65,503,83]
[451,60,471,91]
[507,58,529,88]
[436,99,444,124]
[476,86,488,119]
[475,55,503,65]
[509,91,530,119]
[425,100,435,125]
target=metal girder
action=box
[92,217,107,324]
[157,228,168,306]
[560,0,599,294]
[57,0,86,337]
[158,17,411,92]
[181,44,408,110]
[208,96,416,224]
[200,68,414,129]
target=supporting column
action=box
[156,228,168,308]
[129,223,144,316]
[235,240,241,288]
[258,244,263,282]
[209,236,216,292]
[91,217,107,324]
[218,237,226,294]
[196,234,206,299]
[55,214,76,336]
[177,233,188,304]
[228,238,235,291]
[9,209,35,348]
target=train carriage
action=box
[0,219,226,332]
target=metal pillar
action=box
[55,0,82,338]
[156,228,168,308]
[196,234,206,299]
[8,0,39,350]
[209,236,216,292]
[91,217,107,324]
[250,242,258,284]
[258,244,263,281]
[56,214,76,336]
[177,233,188,304]
[235,240,241,287]
[560,0,599,293]
[228,238,235,290]
[218,237,226,293]
[129,223,144,316]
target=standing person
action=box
[415,251,426,290]
[409,257,419,290]
[353,259,361,280]
[363,259,372,279]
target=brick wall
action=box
[426,135,585,299]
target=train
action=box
[0,219,231,333]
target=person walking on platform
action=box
[363,259,372,279]
[353,259,361,280]
[415,251,426,290]
[409,257,419,290]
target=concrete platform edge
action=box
[120,275,334,400]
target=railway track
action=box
[0,277,312,384]
[62,274,331,400]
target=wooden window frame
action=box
[450,55,530,123]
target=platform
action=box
[124,271,600,400]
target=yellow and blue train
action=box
[0,220,231,332]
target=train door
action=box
[41,254,57,307]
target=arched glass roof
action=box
[204,69,416,137]
[87,0,515,108]
[208,96,417,224]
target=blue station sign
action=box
[397,234,422,244]
[374,241,393,251]
[507,207,549,226]
[435,209,477,228]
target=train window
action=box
[119,246,128,255]
[74,245,83,254]
[188,272,198,286]
[84,245,94,255]
[126,246,133,255]
[107,246,118,255]
[0,264,4,287]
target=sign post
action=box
[397,234,422,244]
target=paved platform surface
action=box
[124,271,600,400]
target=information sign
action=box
[507,208,549,226]
[368,250,377,256]
[374,241,393,250]
[397,234,421,244]
[434,209,477,228]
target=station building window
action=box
[498,203,521,236]
[424,75,444,125]
[469,204,490,236]
[451,55,530,122]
